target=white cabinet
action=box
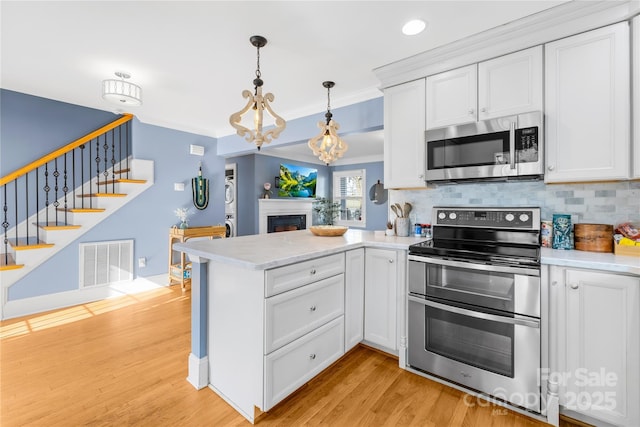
[478,46,543,120]
[549,266,640,427]
[383,79,427,188]
[426,46,542,129]
[633,16,640,179]
[345,248,364,352]
[364,248,398,351]
[426,64,477,129]
[545,22,630,183]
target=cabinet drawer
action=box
[265,253,344,297]
[265,274,344,353]
[264,316,345,411]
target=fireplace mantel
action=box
[258,199,313,234]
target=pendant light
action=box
[308,81,348,165]
[229,35,286,150]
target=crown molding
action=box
[374,0,638,89]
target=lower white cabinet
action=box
[264,316,344,410]
[549,266,640,427]
[364,248,399,351]
[345,248,365,351]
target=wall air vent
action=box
[79,239,133,288]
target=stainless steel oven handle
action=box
[408,295,540,329]
[509,121,516,169]
[408,255,539,276]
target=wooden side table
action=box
[169,225,226,289]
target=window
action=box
[332,169,366,227]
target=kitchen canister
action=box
[395,217,410,237]
[540,220,552,248]
[574,223,614,253]
[552,214,573,250]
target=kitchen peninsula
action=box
[174,229,423,423]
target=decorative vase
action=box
[395,218,409,237]
[179,221,188,229]
[385,228,395,236]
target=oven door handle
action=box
[408,255,539,276]
[408,295,540,329]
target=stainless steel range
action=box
[407,206,543,413]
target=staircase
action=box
[0,114,154,290]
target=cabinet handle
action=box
[551,281,558,286]
[309,353,316,360]
[548,165,554,171]
[570,283,579,290]
[480,107,487,112]
[388,259,394,263]
[468,109,475,115]
[418,174,424,180]
[310,269,316,275]
[309,305,316,312]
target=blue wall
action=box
[2,91,225,300]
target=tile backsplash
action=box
[390,181,640,227]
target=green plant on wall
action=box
[313,197,341,225]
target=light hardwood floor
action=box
[1,285,582,426]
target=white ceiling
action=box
[1,0,567,162]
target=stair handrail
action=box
[0,114,134,186]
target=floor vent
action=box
[79,239,133,288]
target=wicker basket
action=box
[309,225,348,237]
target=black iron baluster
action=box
[3,185,8,265]
[89,139,93,209]
[118,124,122,181]
[36,167,40,243]
[72,147,77,210]
[14,179,18,245]
[111,129,116,193]
[80,144,86,209]
[95,136,101,197]
[25,173,29,243]
[63,153,69,225]
[44,163,50,225]
[53,158,60,225]
[103,132,109,193]
[126,121,131,179]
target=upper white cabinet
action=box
[550,266,640,427]
[383,79,427,188]
[478,46,543,120]
[425,46,543,129]
[426,64,477,129]
[633,16,640,179]
[545,22,630,183]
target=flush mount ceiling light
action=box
[229,35,286,150]
[402,19,426,36]
[102,71,142,106]
[308,81,348,165]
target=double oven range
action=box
[408,207,543,414]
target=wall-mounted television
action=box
[278,163,317,198]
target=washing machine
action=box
[225,214,236,237]
[225,177,235,214]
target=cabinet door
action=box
[364,248,397,350]
[560,268,639,427]
[545,22,630,182]
[478,46,542,120]
[345,249,364,351]
[426,64,477,129]
[383,79,427,188]
[633,16,640,179]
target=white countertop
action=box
[174,229,425,270]
[541,247,640,276]
[175,229,640,276]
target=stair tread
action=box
[56,208,106,213]
[76,193,127,198]
[35,223,82,230]
[0,254,24,270]
[103,178,147,185]
[10,237,55,250]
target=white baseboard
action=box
[1,273,168,320]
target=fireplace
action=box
[267,214,307,233]
[258,199,313,234]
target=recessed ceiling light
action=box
[402,19,426,36]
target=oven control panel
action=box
[433,207,539,229]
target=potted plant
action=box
[312,197,341,225]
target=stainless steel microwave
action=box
[425,111,543,183]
